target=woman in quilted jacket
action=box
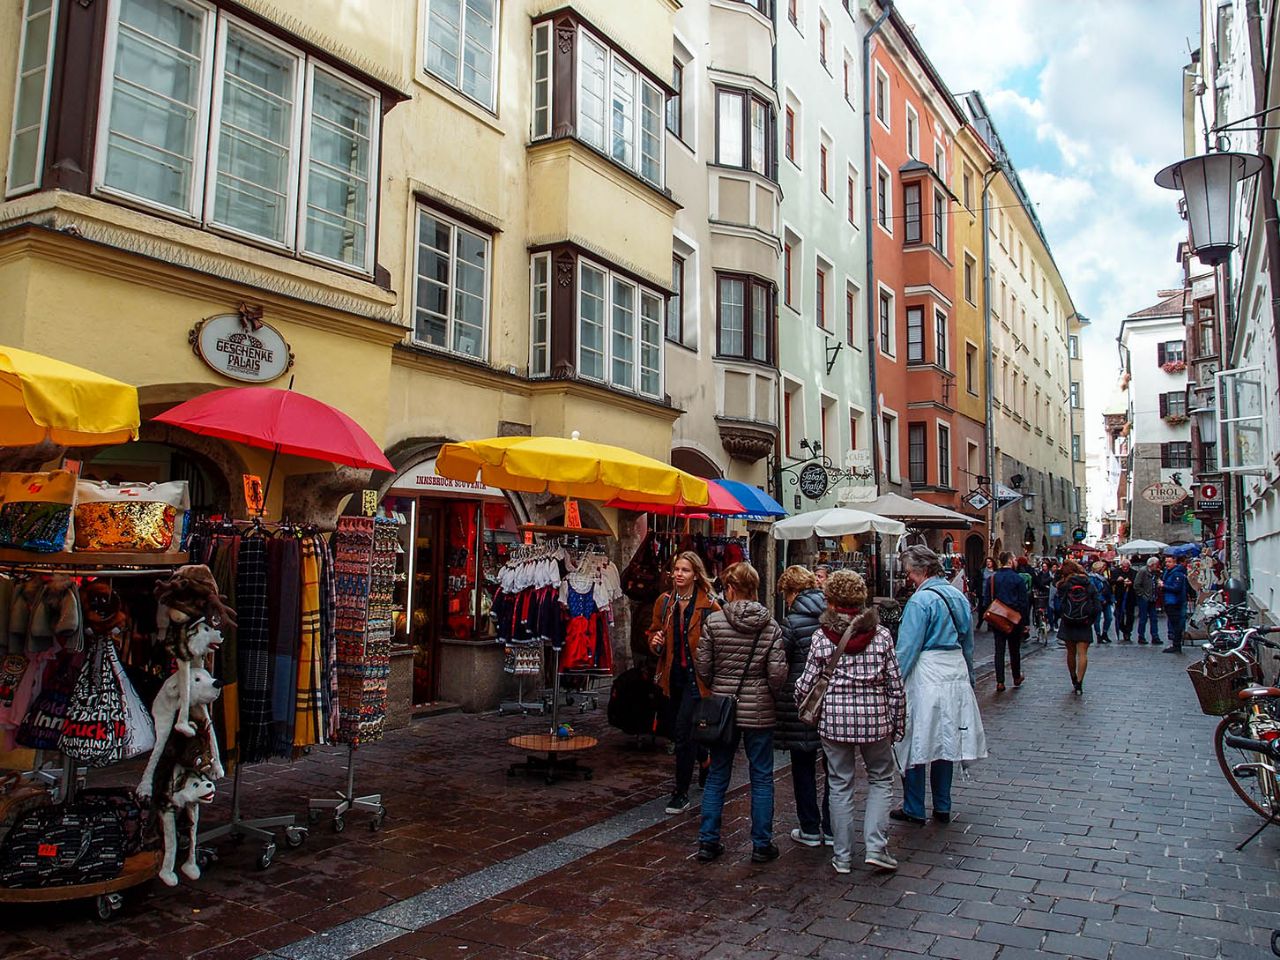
[774,566,831,847]
[694,561,786,864]
[795,570,905,875]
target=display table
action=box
[506,733,597,785]
[0,850,161,920]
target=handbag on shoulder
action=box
[797,619,858,727]
[692,627,766,749]
[983,598,1022,633]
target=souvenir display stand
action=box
[498,525,619,785]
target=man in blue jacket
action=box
[986,552,1029,691]
[1161,555,1192,653]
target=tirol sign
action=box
[190,313,293,383]
[1141,481,1188,505]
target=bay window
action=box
[576,259,663,398]
[93,0,380,273]
[908,423,927,485]
[906,308,924,364]
[937,423,951,487]
[716,273,773,364]
[903,182,921,244]
[6,0,60,198]
[935,309,947,369]
[531,21,552,138]
[424,0,499,111]
[716,87,774,177]
[414,206,490,359]
[576,27,664,188]
[530,252,551,376]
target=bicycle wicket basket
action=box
[1187,656,1253,716]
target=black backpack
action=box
[1060,576,1100,625]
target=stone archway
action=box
[671,446,723,480]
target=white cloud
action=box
[1018,169,1095,225]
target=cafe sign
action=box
[1141,481,1188,505]
[190,313,294,383]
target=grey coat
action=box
[775,589,826,752]
[696,600,787,729]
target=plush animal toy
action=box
[137,666,223,799]
[156,767,216,886]
[153,566,234,739]
[169,619,223,737]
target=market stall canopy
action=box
[1116,538,1169,555]
[604,478,746,516]
[854,491,975,529]
[714,479,787,519]
[771,506,906,541]
[435,432,708,506]
[0,344,139,446]
[152,386,393,471]
[1164,542,1202,558]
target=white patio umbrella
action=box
[772,506,907,541]
[1117,538,1169,555]
[854,491,976,529]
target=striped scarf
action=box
[294,537,325,751]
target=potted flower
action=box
[1161,359,1187,373]
[1164,412,1190,425]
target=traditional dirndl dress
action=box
[893,648,988,771]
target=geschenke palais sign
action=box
[1141,481,1188,505]
[191,313,294,383]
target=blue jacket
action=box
[1088,572,1112,604]
[896,577,974,682]
[1163,564,1191,606]
[988,568,1030,618]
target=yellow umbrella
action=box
[0,345,140,446]
[436,432,709,506]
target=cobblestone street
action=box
[5,640,1280,960]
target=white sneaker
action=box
[865,850,899,871]
[790,828,822,847]
[831,858,852,874]
[822,832,835,847]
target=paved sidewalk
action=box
[6,641,1280,960]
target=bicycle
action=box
[1027,590,1052,647]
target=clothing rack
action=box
[196,764,306,870]
[306,743,386,833]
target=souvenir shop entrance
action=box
[381,457,521,709]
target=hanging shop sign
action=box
[1073,527,1087,542]
[243,474,265,515]
[1141,481,1188,505]
[1196,481,1223,512]
[398,456,506,499]
[798,463,830,501]
[190,313,294,383]
[1048,522,1064,538]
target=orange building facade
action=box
[867,21,978,555]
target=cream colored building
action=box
[0,0,681,707]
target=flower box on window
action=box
[1163,413,1189,425]
[1161,360,1187,374]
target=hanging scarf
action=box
[294,538,325,752]
[235,537,272,763]
[267,536,301,758]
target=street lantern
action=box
[1154,152,1264,266]
[1191,402,1217,439]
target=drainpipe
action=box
[981,163,1001,554]
[862,0,893,488]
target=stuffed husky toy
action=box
[154,566,234,739]
[137,666,223,799]
[156,766,216,886]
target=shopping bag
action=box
[14,649,81,750]
[0,471,76,553]
[109,640,154,759]
[73,480,189,552]
[58,637,130,766]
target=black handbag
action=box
[692,627,766,749]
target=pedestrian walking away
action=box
[794,570,905,874]
[1053,559,1101,695]
[890,545,988,827]
[1110,558,1136,642]
[978,557,996,631]
[774,565,832,847]
[694,561,786,864]
[1162,554,1193,653]
[1133,556,1163,645]
[988,551,1030,692]
[647,552,720,815]
[1089,561,1114,643]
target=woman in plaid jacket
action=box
[794,570,906,875]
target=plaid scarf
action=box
[267,536,301,758]
[294,538,325,751]
[235,537,272,763]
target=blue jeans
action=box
[699,727,774,848]
[1136,597,1161,641]
[1166,603,1186,650]
[903,760,953,819]
[1094,602,1113,639]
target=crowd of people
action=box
[645,545,987,874]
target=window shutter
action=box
[1157,342,1167,365]
[1159,393,1168,417]
[1160,443,1170,468]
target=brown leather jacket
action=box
[647,587,719,697]
[695,600,787,729]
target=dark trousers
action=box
[790,748,832,836]
[668,668,700,794]
[1166,603,1186,650]
[1114,596,1135,639]
[994,626,1023,684]
[1136,597,1161,641]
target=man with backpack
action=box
[1161,555,1192,654]
[1052,560,1102,695]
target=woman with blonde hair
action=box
[647,551,719,815]
[775,566,831,846]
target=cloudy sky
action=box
[896,0,1200,519]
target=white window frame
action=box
[531,20,553,139]
[964,339,979,395]
[575,25,664,188]
[530,251,551,376]
[820,390,838,455]
[818,128,832,198]
[411,204,492,360]
[815,253,833,331]
[934,307,948,370]
[881,407,900,482]
[783,376,805,460]
[963,250,977,304]
[845,279,862,349]
[422,0,501,112]
[93,0,380,275]
[576,256,664,399]
[1217,365,1269,473]
[874,62,890,130]
[904,103,919,158]
[875,159,892,236]
[6,0,61,198]
[934,139,946,179]
[846,163,859,225]
[877,282,896,359]
[936,419,952,488]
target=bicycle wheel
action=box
[1214,713,1280,819]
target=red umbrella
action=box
[605,479,746,516]
[153,386,392,471]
